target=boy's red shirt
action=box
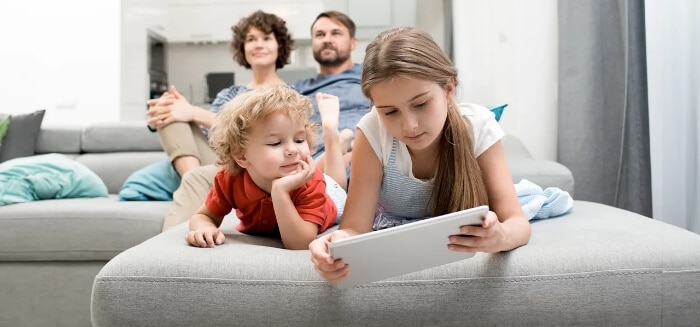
[204,168,337,235]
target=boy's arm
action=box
[271,189,319,250]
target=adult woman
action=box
[309,27,531,283]
[146,10,294,176]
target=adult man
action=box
[161,11,370,231]
[293,10,369,151]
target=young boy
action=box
[185,85,345,250]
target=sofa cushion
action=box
[77,152,167,194]
[0,196,169,261]
[503,135,575,195]
[81,122,162,153]
[0,109,45,162]
[35,126,82,154]
[489,104,507,121]
[92,201,700,326]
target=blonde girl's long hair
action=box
[361,27,489,216]
[208,85,317,175]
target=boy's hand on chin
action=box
[272,156,316,193]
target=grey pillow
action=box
[0,109,46,163]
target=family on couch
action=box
[138,9,571,284]
[144,10,370,231]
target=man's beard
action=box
[313,46,350,67]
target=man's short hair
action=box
[312,11,356,38]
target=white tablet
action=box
[328,205,489,289]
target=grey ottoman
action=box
[91,201,700,326]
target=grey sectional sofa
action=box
[1,122,699,326]
[0,122,169,327]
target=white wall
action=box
[121,0,169,121]
[416,0,446,50]
[0,1,167,126]
[0,0,465,128]
[452,0,558,161]
[0,1,121,126]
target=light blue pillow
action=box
[0,153,108,206]
[489,104,507,122]
[119,158,181,201]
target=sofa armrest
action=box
[502,135,575,195]
[91,201,700,326]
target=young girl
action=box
[186,85,345,250]
[309,27,531,283]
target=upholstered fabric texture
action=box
[92,201,700,326]
[0,196,169,261]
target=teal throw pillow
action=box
[119,158,181,201]
[0,153,108,206]
[489,104,507,122]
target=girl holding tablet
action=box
[309,27,531,283]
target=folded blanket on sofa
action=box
[516,179,573,220]
[0,153,108,206]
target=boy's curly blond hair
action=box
[208,85,318,175]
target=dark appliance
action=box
[148,33,168,99]
[205,72,235,103]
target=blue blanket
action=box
[516,179,573,220]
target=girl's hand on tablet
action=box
[309,230,351,283]
[447,211,508,253]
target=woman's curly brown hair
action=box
[208,85,318,175]
[230,10,294,69]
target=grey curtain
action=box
[558,0,652,217]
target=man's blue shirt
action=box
[291,63,371,154]
[207,64,371,155]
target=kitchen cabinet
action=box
[167,3,238,43]
[166,0,324,43]
[165,0,416,43]
[323,0,415,39]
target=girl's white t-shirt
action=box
[356,103,505,179]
